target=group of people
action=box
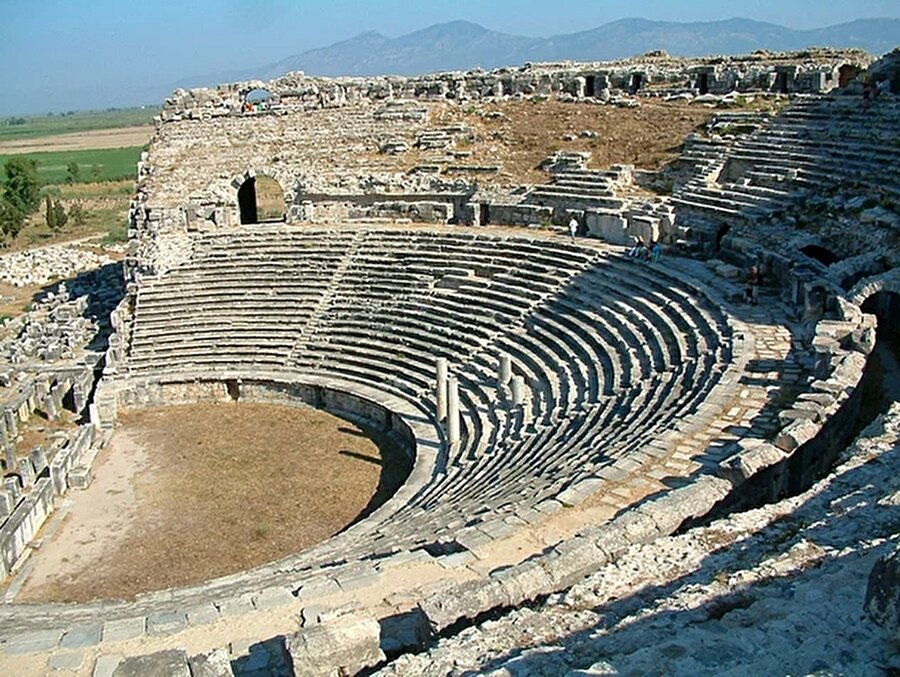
[568,217,763,304]
[568,219,663,263]
[627,236,663,263]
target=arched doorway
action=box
[630,73,644,93]
[838,65,860,88]
[714,224,731,252]
[238,175,286,225]
[801,244,840,266]
[243,88,277,113]
[697,72,710,95]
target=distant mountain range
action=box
[9,17,900,116]
[236,18,899,82]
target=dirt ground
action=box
[15,402,410,603]
[0,280,43,319]
[435,98,714,184]
[0,126,154,155]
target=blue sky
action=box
[1,0,899,115]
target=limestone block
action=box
[831,351,867,388]
[417,579,510,633]
[492,560,554,606]
[286,614,384,676]
[378,609,431,654]
[715,263,743,280]
[68,465,93,490]
[17,457,36,489]
[627,214,659,243]
[865,545,900,642]
[774,418,820,452]
[719,442,787,484]
[112,649,190,677]
[544,538,611,589]
[586,210,629,245]
[0,489,13,518]
[610,509,663,543]
[187,648,235,677]
[29,446,48,476]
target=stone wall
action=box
[161,49,872,120]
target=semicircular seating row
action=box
[127,226,733,560]
[673,95,900,222]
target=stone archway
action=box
[801,244,840,266]
[234,171,288,225]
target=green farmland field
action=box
[0,146,142,185]
[0,108,158,143]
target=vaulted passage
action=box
[801,244,840,266]
[698,72,710,95]
[238,175,286,224]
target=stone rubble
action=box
[0,284,94,363]
[0,243,113,288]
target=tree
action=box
[53,201,68,230]
[45,196,56,229]
[91,164,102,181]
[45,197,67,232]
[2,157,40,214]
[69,203,86,227]
[0,198,24,239]
[65,161,80,185]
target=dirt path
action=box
[16,402,410,603]
[0,126,153,154]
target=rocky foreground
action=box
[378,404,900,677]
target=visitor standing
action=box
[569,216,579,241]
[745,265,760,305]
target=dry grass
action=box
[435,98,713,184]
[18,402,411,603]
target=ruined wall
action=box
[130,48,874,276]
[161,49,872,118]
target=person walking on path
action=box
[569,216,579,241]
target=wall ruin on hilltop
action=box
[128,49,877,276]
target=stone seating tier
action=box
[125,226,736,557]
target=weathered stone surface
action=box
[775,418,820,452]
[188,648,235,677]
[417,579,510,633]
[112,649,190,677]
[287,614,385,676]
[865,545,900,642]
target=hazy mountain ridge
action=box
[9,17,898,115]
[253,17,899,79]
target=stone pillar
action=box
[447,376,460,446]
[3,475,21,501]
[42,394,59,420]
[4,408,17,438]
[574,76,586,99]
[30,447,48,476]
[499,354,512,385]
[436,358,448,421]
[17,457,35,489]
[511,376,526,407]
[2,444,15,474]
